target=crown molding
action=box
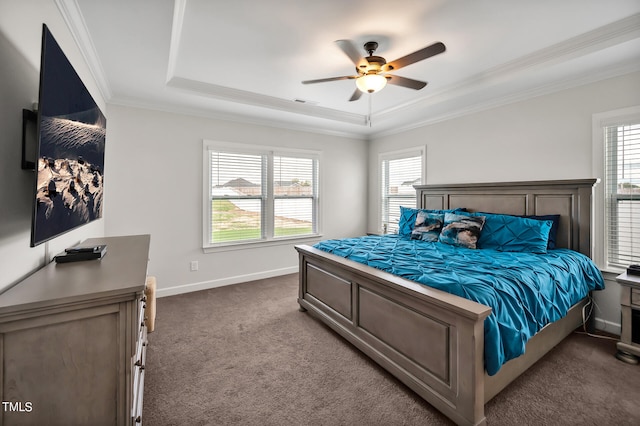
[166,76,368,126]
[55,0,112,101]
[376,13,640,122]
[372,62,640,140]
[62,1,639,140]
[109,96,367,141]
[166,0,187,83]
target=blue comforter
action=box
[314,235,604,375]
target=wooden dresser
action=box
[616,271,640,364]
[0,235,150,425]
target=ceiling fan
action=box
[302,40,446,101]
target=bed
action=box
[295,179,602,426]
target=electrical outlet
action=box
[190,260,198,271]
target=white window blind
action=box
[210,151,266,244]
[205,143,319,247]
[605,122,640,267]
[273,155,318,237]
[381,151,423,234]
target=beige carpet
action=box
[143,273,640,425]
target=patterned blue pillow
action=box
[438,213,486,249]
[398,206,466,237]
[474,213,552,253]
[411,211,444,242]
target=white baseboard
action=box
[156,266,298,298]
[594,317,621,336]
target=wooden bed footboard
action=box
[297,245,492,426]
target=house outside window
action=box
[203,141,320,249]
[380,148,424,234]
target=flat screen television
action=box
[30,24,106,247]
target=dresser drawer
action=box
[632,289,640,307]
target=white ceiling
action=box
[66,0,640,138]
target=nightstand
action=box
[616,272,640,364]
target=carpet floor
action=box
[143,273,640,425]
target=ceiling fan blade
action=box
[348,89,362,102]
[383,42,446,72]
[386,75,428,90]
[302,75,356,84]
[335,39,368,69]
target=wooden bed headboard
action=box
[414,179,599,258]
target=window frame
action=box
[592,105,640,272]
[378,147,426,234]
[202,140,322,252]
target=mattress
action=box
[314,235,605,375]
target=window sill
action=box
[203,234,323,253]
[598,265,629,281]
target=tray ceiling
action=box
[64,0,640,138]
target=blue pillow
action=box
[438,212,486,249]
[398,206,466,237]
[410,211,444,242]
[472,212,552,253]
[520,214,560,249]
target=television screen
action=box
[30,24,106,247]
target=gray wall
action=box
[104,105,368,296]
[0,2,106,293]
[368,71,640,332]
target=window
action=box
[380,148,424,234]
[604,121,640,268]
[203,141,319,248]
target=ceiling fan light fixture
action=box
[356,73,387,94]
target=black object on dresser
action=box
[627,264,640,276]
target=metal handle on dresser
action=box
[141,303,147,327]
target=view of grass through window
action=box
[211,199,261,242]
[211,200,312,242]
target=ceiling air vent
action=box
[293,98,319,106]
